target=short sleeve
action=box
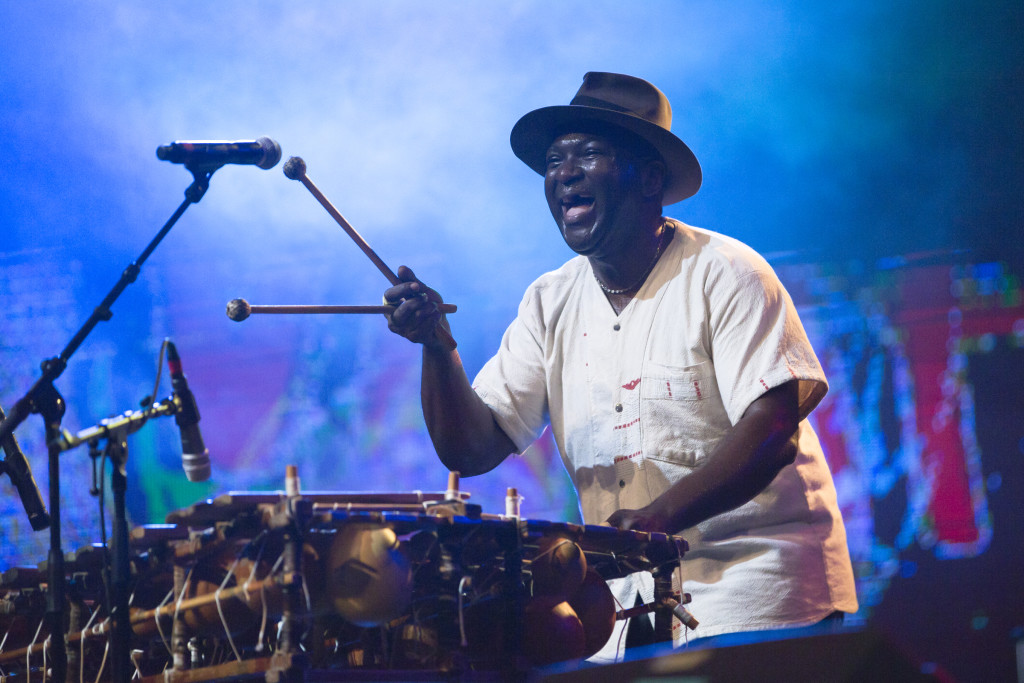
[472,286,551,453]
[706,263,827,425]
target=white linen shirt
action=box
[472,220,858,660]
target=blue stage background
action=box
[2,2,1021,680]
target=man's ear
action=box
[641,159,667,200]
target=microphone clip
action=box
[184,165,215,204]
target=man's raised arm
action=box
[384,266,517,476]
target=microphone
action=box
[166,341,211,482]
[0,405,50,531]
[156,137,282,170]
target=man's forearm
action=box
[654,401,800,533]
[420,344,516,476]
[607,380,802,534]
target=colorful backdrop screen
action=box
[2,3,1021,680]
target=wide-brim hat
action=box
[510,72,701,205]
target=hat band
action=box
[568,94,634,114]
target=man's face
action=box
[544,131,647,258]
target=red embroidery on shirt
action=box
[613,418,639,431]
[622,378,641,390]
[760,378,770,391]
[788,365,798,379]
[693,380,702,399]
[666,380,673,398]
[613,451,642,463]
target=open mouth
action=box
[560,194,595,221]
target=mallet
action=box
[282,156,457,349]
[227,298,456,322]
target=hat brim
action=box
[510,105,702,205]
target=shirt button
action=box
[619,480,626,488]
[614,403,623,412]
[613,323,621,331]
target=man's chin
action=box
[559,220,598,248]
[560,234,594,256]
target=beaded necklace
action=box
[593,224,674,295]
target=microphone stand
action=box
[0,164,219,682]
[56,398,183,683]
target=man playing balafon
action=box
[384,72,857,660]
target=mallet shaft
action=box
[296,173,400,285]
[249,304,457,315]
[285,157,457,349]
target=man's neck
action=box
[589,216,670,305]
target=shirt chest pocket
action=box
[639,361,728,468]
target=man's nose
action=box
[551,155,583,183]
